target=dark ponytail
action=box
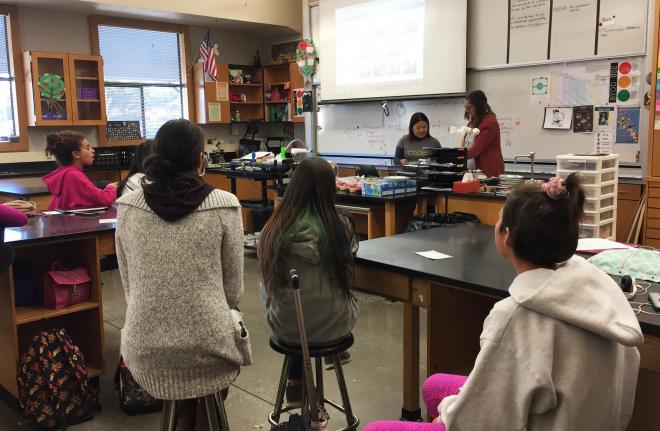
[45,131,84,165]
[143,119,205,193]
[116,140,154,196]
[500,173,585,267]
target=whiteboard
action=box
[467,0,648,68]
[467,0,508,68]
[317,58,642,163]
[550,0,598,60]
[508,0,551,64]
[317,99,465,156]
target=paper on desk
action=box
[239,151,271,160]
[577,238,632,252]
[415,250,452,260]
[43,211,60,215]
[99,219,117,224]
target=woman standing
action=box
[462,90,505,177]
[394,112,441,165]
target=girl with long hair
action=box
[258,156,358,404]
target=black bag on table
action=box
[405,212,481,232]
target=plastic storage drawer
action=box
[579,220,615,239]
[582,208,615,225]
[556,154,619,171]
[556,168,617,185]
[581,181,617,198]
[583,194,616,212]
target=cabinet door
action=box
[28,52,73,126]
[68,54,107,126]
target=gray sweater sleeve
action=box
[219,207,244,309]
[115,207,131,304]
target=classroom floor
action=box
[0,250,429,430]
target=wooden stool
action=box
[161,391,230,431]
[268,334,359,430]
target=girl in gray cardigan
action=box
[116,119,250,430]
[258,157,358,405]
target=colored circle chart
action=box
[616,61,635,103]
[295,89,303,116]
[619,62,632,75]
[617,89,631,102]
[618,76,631,88]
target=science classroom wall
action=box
[8,5,271,161]
[314,0,650,164]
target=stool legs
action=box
[332,354,359,430]
[271,355,292,424]
[269,353,359,430]
[161,393,230,431]
[315,356,324,407]
[160,400,177,431]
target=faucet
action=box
[514,152,536,181]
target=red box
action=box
[452,180,481,194]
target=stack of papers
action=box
[576,238,633,253]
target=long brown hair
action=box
[464,90,494,128]
[258,157,356,298]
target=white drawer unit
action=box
[556,154,619,239]
[556,154,619,172]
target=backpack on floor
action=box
[113,356,162,415]
[17,328,99,430]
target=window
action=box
[97,24,188,138]
[0,11,19,143]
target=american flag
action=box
[199,30,217,81]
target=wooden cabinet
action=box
[0,236,105,397]
[69,54,107,125]
[23,51,106,126]
[194,63,230,124]
[645,181,660,247]
[616,183,643,242]
[229,64,264,122]
[263,62,305,123]
[645,0,660,245]
[193,62,306,125]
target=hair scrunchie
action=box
[542,176,568,200]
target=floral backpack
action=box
[17,328,99,430]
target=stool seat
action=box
[269,333,358,430]
[269,334,354,357]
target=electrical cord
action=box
[629,282,660,315]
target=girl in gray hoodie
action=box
[258,157,358,405]
[365,173,643,431]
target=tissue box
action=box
[453,180,480,194]
[363,180,395,196]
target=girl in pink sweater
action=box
[42,131,116,210]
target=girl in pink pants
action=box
[364,374,466,431]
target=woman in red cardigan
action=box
[461,90,505,177]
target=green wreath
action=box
[296,39,316,79]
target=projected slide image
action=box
[336,0,425,86]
